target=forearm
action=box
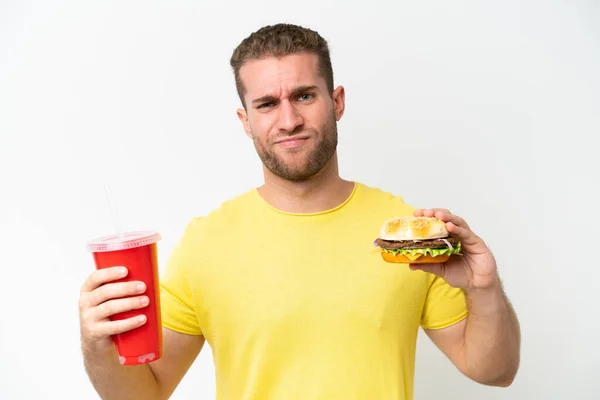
[83,344,162,400]
[462,278,521,386]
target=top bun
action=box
[379,216,449,241]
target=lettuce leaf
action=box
[381,241,462,257]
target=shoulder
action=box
[354,182,417,217]
[180,188,256,239]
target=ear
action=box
[237,108,253,139]
[332,86,346,121]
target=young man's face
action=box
[237,52,345,182]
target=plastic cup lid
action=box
[87,231,161,252]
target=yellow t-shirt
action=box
[160,182,468,400]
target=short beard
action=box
[252,114,338,182]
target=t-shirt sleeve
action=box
[420,275,468,330]
[159,219,204,336]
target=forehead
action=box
[239,53,324,97]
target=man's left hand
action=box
[410,208,499,291]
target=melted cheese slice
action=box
[401,253,423,261]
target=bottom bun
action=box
[380,252,450,264]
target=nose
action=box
[276,100,303,133]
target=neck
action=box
[257,153,355,214]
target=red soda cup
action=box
[87,231,163,365]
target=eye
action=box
[298,93,313,102]
[257,102,275,109]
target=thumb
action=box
[409,263,445,277]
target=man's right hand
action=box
[79,266,149,353]
[79,266,204,399]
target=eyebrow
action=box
[251,85,319,105]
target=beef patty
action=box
[375,236,460,250]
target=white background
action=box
[1,0,599,399]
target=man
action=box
[78,23,520,399]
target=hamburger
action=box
[374,216,462,264]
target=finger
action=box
[87,281,147,308]
[415,208,471,230]
[414,208,451,219]
[445,221,479,246]
[92,295,150,321]
[96,314,148,337]
[81,267,128,293]
[434,210,471,230]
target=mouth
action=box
[274,136,310,149]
